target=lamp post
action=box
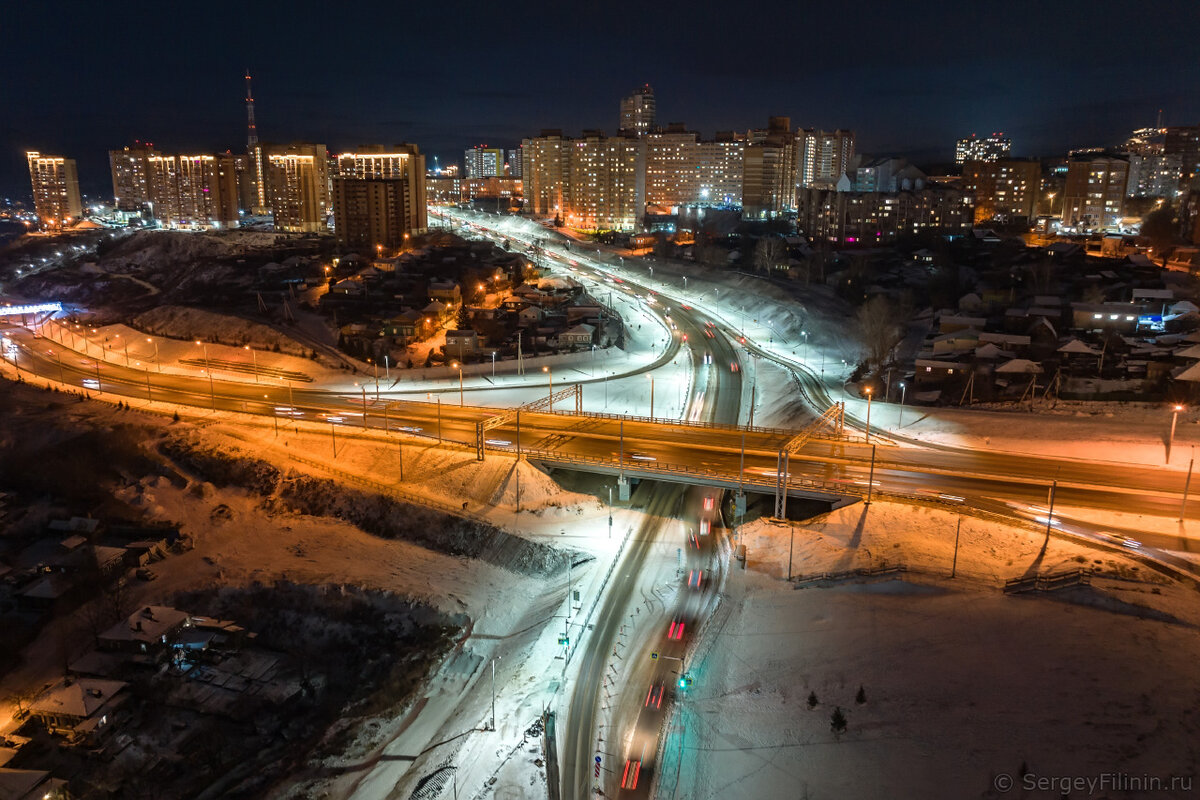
[147,337,160,372]
[648,375,655,420]
[491,350,496,378]
[1170,404,1184,462]
[452,362,464,406]
[543,365,552,410]
[864,386,873,442]
[196,341,215,410]
[898,382,907,428]
[244,345,258,383]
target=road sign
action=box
[596,756,602,764]
[651,651,659,661]
[558,634,569,646]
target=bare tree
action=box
[754,238,784,274]
[856,296,902,370]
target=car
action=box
[668,616,686,640]
[1122,537,1142,549]
[629,452,657,462]
[703,496,714,511]
[689,532,700,549]
[731,361,739,372]
[699,519,710,535]
[397,425,423,433]
[644,682,665,709]
[135,567,157,581]
[484,438,512,447]
[688,569,704,588]
[621,759,642,790]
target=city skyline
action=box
[5,0,1200,198]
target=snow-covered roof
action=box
[1170,300,1199,315]
[974,343,1011,360]
[995,358,1044,374]
[1057,339,1101,355]
[1175,343,1200,360]
[1174,361,1200,382]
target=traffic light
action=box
[678,673,693,689]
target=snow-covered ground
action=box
[662,502,1200,799]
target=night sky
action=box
[4,0,1199,199]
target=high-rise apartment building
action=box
[1062,155,1129,229]
[644,125,745,211]
[955,133,1011,164]
[1126,153,1183,198]
[796,185,974,244]
[109,144,156,212]
[464,146,505,178]
[797,129,855,190]
[961,159,1041,223]
[26,152,82,229]
[506,148,522,178]
[564,133,646,231]
[523,130,645,230]
[619,85,656,136]
[267,143,329,233]
[332,144,428,246]
[743,117,796,219]
[110,147,243,228]
[1165,126,1200,187]
[522,131,570,218]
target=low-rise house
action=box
[1071,302,1142,332]
[556,324,595,348]
[29,677,127,744]
[0,768,68,800]
[428,281,461,303]
[99,606,190,655]
[444,330,479,359]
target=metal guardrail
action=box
[1004,568,1093,594]
[792,564,909,586]
[532,407,813,439]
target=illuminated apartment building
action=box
[955,133,1011,164]
[644,125,745,212]
[961,159,1041,223]
[743,117,796,219]
[797,129,855,190]
[267,143,329,233]
[464,145,504,178]
[619,85,656,136]
[522,130,645,230]
[564,133,646,231]
[26,151,82,229]
[522,131,570,218]
[1062,155,1129,230]
[796,184,974,244]
[109,144,155,212]
[506,148,522,177]
[333,144,428,237]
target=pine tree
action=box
[807,691,818,709]
[830,706,847,735]
[855,686,866,704]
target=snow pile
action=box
[488,458,602,511]
[132,305,316,357]
[98,228,284,268]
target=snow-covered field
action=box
[662,502,1200,800]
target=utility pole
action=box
[951,517,962,577]
[437,397,442,442]
[1181,447,1194,522]
[865,444,877,505]
[1045,480,1057,537]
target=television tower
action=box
[245,69,266,212]
[245,69,258,151]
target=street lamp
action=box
[1170,404,1184,462]
[195,340,215,410]
[864,385,873,442]
[898,382,907,428]
[452,361,464,406]
[648,374,655,419]
[146,337,160,372]
[244,345,258,383]
[543,365,553,410]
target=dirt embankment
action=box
[159,436,582,578]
